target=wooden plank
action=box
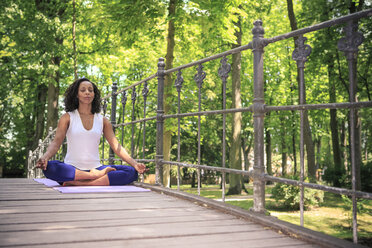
[0,216,242,232]
[29,233,320,248]
[0,221,283,247]
[0,179,324,248]
[0,192,154,201]
[0,207,217,225]
[0,197,191,214]
[0,195,168,207]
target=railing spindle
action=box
[194,63,206,196]
[121,91,128,165]
[109,81,118,165]
[131,86,137,157]
[292,35,312,226]
[337,20,364,244]
[101,100,107,162]
[218,56,231,202]
[141,82,149,183]
[156,58,165,185]
[175,70,184,190]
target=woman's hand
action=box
[36,156,48,170]
[133,163,148,174]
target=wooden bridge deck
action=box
[0,179,355,248]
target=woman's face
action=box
[77,81,94,105]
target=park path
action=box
[0,178,332,247]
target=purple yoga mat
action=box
[34,178,151,193]
[34,178,61,187]
[53,185,151,194]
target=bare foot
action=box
[63,181,76,186]
[63,179,93,186]
[63,175,110,186]
[90,167,116,179]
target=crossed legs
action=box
[63,168,115,186]
[43,161,138,186]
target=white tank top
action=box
[64,110,103,170]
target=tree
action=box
[162,0,177,187]
[286,0,316,179]
[227,5,243,195]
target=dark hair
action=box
[64,78,101,114]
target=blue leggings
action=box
[43,160,138,186]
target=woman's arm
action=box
[103,117,147,174]
[36,113,70,170]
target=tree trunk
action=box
[241,134,252,183]
[341,121,348,172]
[46,58,60,130]
[227,11,242,195]
[162,0,176,187]
[286,0,316,179]
[279,115,287,176]
[35,0,66,131]
[265,125,273,185]
[32,83,48,150]
[327,54,343,186]
[72,0,78,80]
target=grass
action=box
[170,183,372,247]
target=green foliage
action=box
[361,161,372,193]
[323,161,372,192]
[272,177,324,210]
[1,0,371,182]
[322,165,349,188]
[341,194,369,229]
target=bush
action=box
[272,176,324,210]
[323,161,372,193]
[322,166,349,188]
[361,161,372,193]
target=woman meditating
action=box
[36,78,147,186]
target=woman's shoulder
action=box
[102,115,111,127]
[60,112,71,123]
[56,112,71,131]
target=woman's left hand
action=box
[133,163,148,174]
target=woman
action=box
[36,78,147,186]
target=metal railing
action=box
[28,9,372,244]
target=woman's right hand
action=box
[36,156,48,170]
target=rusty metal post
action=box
[338,20,364,244]
[251,20,266,213]
[101,100,107,162]
[131,86,137,156]
[120,91,128,165]
[175,70,184,190]
[156,58,165,186]
[109,81,118,165]
[218,56,231,202]
[194,63,206,195]
[292,35,312,226]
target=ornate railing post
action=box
[337,20,363,244]
[251,20,266,213]
[156,58,165,185]
[194,63,206,195]
[218,56,231,202]
[101,100,107,162]
[175,70,184,190]
[142,81,149,159]
[131,86,137,156]
[292,35,312,227]
[109,81,118,165]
